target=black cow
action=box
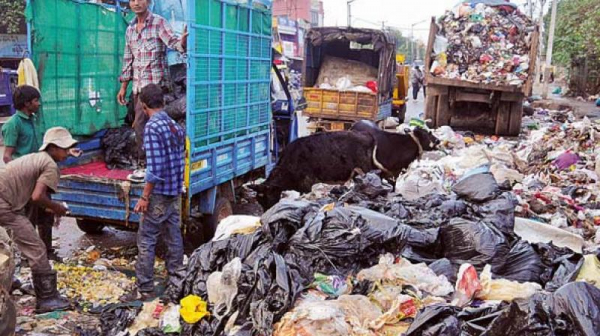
[253,122,439,209]
[350,120,440,177]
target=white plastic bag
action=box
[395,165,446,201]
[207,258,243,320]
[476,265,541,301]
[335,76,353,90]
[213,215,261,241]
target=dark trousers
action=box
[412,85,421,100]
[133,94,149,159]
[136,195,184,292]
[25,203,54,253]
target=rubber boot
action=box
[32,271,71,313]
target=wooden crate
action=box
[303,88,378,122]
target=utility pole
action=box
[347,0,357,27]
[542,0,558,99]
[534,0,547,88]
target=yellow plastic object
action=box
[576,255,600,288]
[396,54,406,64]
[180,295,210,324]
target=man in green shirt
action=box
[1,85,41,163]
[0,85,58,262]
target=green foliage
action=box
[0,0,25,34]
[551,0,600,66]
[386,27,426,63]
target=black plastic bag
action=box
[475,192,517,235]
[497,240,545,283]
[165,96,186,121]
[533,242,583,291]
[452,172,499,203]
[483,282,600,336]
[99,302,143,336]
[428,258,459,284]
[351,172,393,198]
[405,304,461,336]
[439,218,510,272]
[101,126,142,170]
[260,199,318,252]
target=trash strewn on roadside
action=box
[431,2,536,86]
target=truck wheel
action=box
[76,219,105,235]
[202,197,233,241]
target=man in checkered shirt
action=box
[117,0,187,157]
[122,84,185,301]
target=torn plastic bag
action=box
[101,126,142,170]
[482,282,600,336]
[474,192,517,235]
[496,240,544,283]
[357,254,454,297]
[352,172,393,198]
[176,229,266,302]
[260,199,319,252]
[439,218,510,272]
[207,258,243,320]
[452,172,499,203]
[405,304,461,336]
[533,242,583,292]
[285,206,415,278]
[99,302,143,336]
[428,258,459,284]
[476,265,542,301]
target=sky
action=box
[323,0,537,42]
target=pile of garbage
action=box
[431,1,536,86]
[160,168,600,335]
[125,107,600,336]
[316,56,379,93]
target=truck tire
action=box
[76,219,106,235]
[202,197,233,241]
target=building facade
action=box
[272,0,324,59]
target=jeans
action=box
[136,194,184,292]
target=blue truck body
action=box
[52,0,277,232]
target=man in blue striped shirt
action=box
[123,83,185,301]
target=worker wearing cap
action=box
[0,127,81,313]
[1,85,59,260]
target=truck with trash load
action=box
[26,0,293,244]
[302,27,396,132]
[424,1,539,136]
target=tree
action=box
[385,27,426,64]
[0,0,26,34]
[548,0,600,95]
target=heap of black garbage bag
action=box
[99,171,600,336]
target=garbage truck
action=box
[302,27,396,132]
[27,0,294,245]
[423,2,540,136]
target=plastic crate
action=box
[187,0,272,196]
[303,88,380,122]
